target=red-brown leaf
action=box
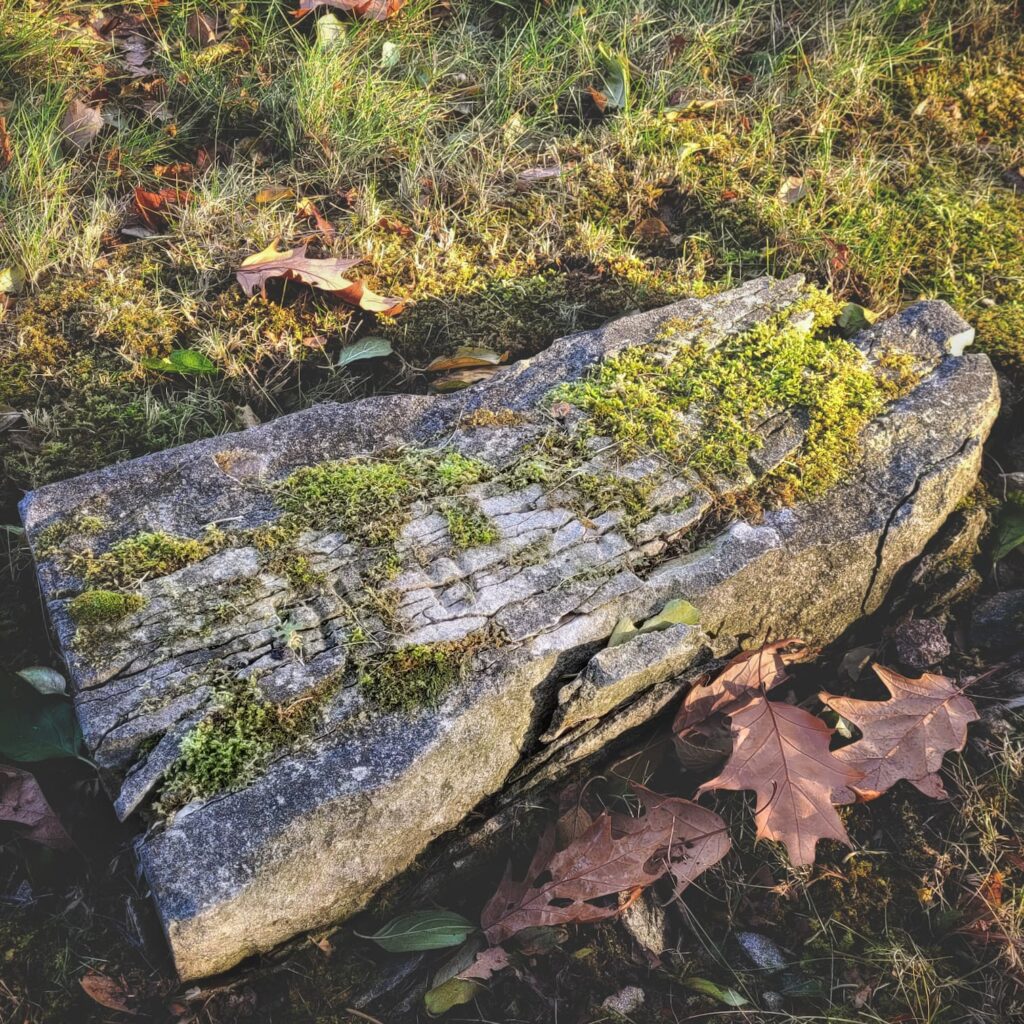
[0,116,12,171]
[674,639,810,737]
[697,696,863,866]
[295,0,407,21]
[0,765,73,850]
[79,972,135,1013]
[133,187,191,229]
[821,665,979,801]
[481,787,728,945]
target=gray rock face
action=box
[19,277,999,980]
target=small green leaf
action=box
[358,910,476,953]
[637,598,700,634]
[424,977,481,1016]
[0,674,82,762]
[596,42,629,110]
[316,13,345,49]
[16,666,67,696]
[836,302,879,338]
[336,336,393,368]
[993,499,1024,563]
[142,349,217,375]
[683,977,748,1007]
[0,265,26,294]
[607,615,639,648]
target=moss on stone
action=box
[463,409,526,429]
[276,458,418,544]
[70,530,220,589]
[269,553,326,594]
[68,589,146,626]
[358,637,480,713]
[440,499,499,551]
[570,473,653,529]
[557,289,910,499]
[156,671,336,813]
[35,512,106,557]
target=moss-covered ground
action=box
[2,0,1024,1019]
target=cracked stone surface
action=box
[20,276,999,979]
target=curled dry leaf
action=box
[295,0,408,21]
[186,10,224,46]
[62,98,103,150]
[674,639,810,737]
[0,116,12,170]
[516,165,562,190]
[821,665,979,801]
[697,695,863,866]
[80,972,135,1014]
[133,187,192,230]
[296,198,336,241]
[777,174,808,205]
[457,945,511,982]
[481,786,728,945]
[430,366,500,392]
[236,241,403,313]
[0,764,73,849]
[425,347,507,373]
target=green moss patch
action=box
[440,499,499,551]
[358,637,482,714]
[68,589,145,627]
[558,291,911,499]
[156,672,336,813]
[70,530,222,589]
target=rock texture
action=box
[20,277,998,980]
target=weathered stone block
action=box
[19,277,998,979]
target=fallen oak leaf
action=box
[62,98,103,150]
[236,242,403,313]
[820,665,979,801]
[0,764,73,849]
[80,972,136,1014]
[457,945,510,981]
[481,787,728,945]
[185,10,224,46]
[697,695,863,866]
[674,639,810,737]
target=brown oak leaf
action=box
[62,98,103,150]
[697,695,863,866]
[481,787,728,945]
[235,241,403,313]
[0,765,73,850]
[821,665,979,801]
[79,972,135,1013]
[674,639,811,737]
[0,116,12,171]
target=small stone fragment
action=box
[893,618,950,670]
[601,985,645,1015]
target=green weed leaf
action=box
[596,43,629,110]
[424,977,481,1016]
[142,349,217,375]
[637,598,700,634]
[0,673,82,762]
[337,336,393,368]
[993,499,1024,563]
[16,666,67,696]
[358,910,476,952]
[683,977,748,1006]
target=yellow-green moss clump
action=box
[557,291,911,500]
[70,529,222,589]
[274,450,492,545]
[440,499,499,550]
[68,589,146,626]
[156,672,333,813]
[358,638,479,713]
